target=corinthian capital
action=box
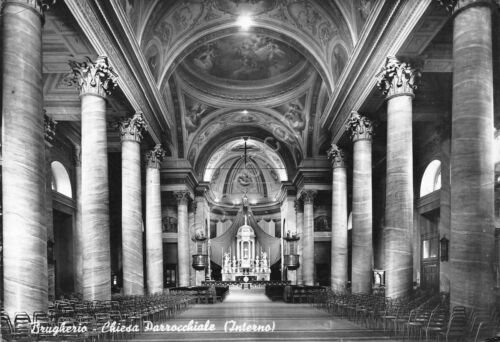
[377,56,420,99]
[327,144,346,168]
[145,144,166,169]
[300,190,317,204]
[437,0,494,13]
[175,191,191,205]
[346,111,373,142]
[118,112,147,143]
[68,56,117,97]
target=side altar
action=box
[221,218,270,281]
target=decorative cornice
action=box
[327,144,346,168]
[118,112,147,143]
[68,56,118,98]
[376,56,420,99]
[146,144,166,169]
[175,191,191,205]
[43,110,57,143]
[346,111,373,142]
[300,190,317,204]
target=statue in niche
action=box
[284,100,306,133]
[193,44,215,72]
[185,102,207,133]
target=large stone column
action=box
[44,113,57,300]
[145,145,166,294]
[2,0,49,319]
[347,112,374,294]
[119,112,147,295]
[176,191,191,287]
[449,0,496,311]
[377,56,419,298]
[327,144,348,292]
[189,202,196,286]
[74,146,83,295]
[69,56,117,300]
[301,190,317,286]
[295,200,304,285]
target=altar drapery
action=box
[210,206,281,267]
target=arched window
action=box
[347,212,352,230]
[420,160,442,197]
[51,161,73,198]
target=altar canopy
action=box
[210,205,281,267]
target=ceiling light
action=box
[242,110,248,114]
[237,15,253,31]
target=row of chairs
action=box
[1,292,197,341]
[317,289,500,341]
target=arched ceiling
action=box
[204,138,287,205]
[117,0,374,179]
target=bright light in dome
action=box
[237,15,253,31]
[242,110,248,114]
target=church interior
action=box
[2,0,500,340]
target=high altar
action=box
[222,218,270,281]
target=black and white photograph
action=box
[1,0,499,341]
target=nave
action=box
[132,288,395,342]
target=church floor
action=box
[128,287,403,342]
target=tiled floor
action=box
[130,288,400,342]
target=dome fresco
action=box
[185,33,303,81]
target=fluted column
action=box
[176,191,191,287]
[74,146,83,295]
[69,56,117,300]
[347,112,374,294]
[145,145,166,294]
[377,56,419,298]
[301,190,316,286]
[448,0,496,311]
[327,144,348,292]
[2,0,50,319]
[295,200,304,285]
[119,112,147,295]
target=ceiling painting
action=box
[186,34,303,81]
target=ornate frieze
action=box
[145,144,166,169]
[68,56,118,98]
[300,190,317,204]
[376,56,420,99]
[346,111,373,142]
[43,110,57,143]
[118,112,147,143]
[327,143,346,168]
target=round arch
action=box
[420,160,442,197]
[193,126,298,181]
[51,161,73,198]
